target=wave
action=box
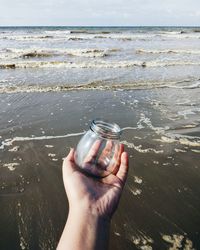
[65,48,109,58]
[0,33,175,42]
[0,31,112,41]
[1,58,200,69]
[167,81,200,89]
[165,29,200,34]
[1,29,200,42]
[0,48,119,60]
[45,30,71,35]
[0,29,112,40]
[0,78,199,93]
[46,29,113,35]
[21,52,52,58]
[0,35,59,41]
[160,34,200,39]
[0,35,91,41]
[69,30,112,34]
[68,37,86,41]
[0,79,9,83]
[136,49,200,55]
[0,48,56,59]
[192,29,200,33]
[77,32,200,40]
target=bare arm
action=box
[57,146,129,250]
[58,208,110,250]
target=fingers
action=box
[62,148,76,176]
[110,143,124,175]
[66,148,75,161]
[116,152,129,185]
[98,140,113,169]
[101,140,113,157]
[83,139,102,163]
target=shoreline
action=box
[0,89,200,249]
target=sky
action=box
[0,0,200,26]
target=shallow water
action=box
[0,26,200,250]
[1,26,200,90]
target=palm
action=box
[62,147,128,219]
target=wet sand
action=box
[0,88,200,249]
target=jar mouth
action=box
[90,119,121,139]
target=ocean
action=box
[1,26,200,91]
[0,26,200,249]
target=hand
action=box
[62,144,129,220]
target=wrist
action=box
[68,205,111,224]
[65,206,110,250]
[58,206,110,250]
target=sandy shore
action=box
[0,89,200,249]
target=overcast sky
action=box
[0,0,200,26]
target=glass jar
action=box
[74,119,122,177]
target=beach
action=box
[0,26,200,249]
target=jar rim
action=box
[90,119,121,139]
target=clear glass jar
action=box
[74,119,122,177]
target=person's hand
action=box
[62,144,129,220]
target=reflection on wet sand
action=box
[0,88,200,249]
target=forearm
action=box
[57,208,110,250]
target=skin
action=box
[57,143,129,250]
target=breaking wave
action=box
[0,78,199,93]
[1,59,200,69]
[1,29,200,42]
[69,30,112,34]
[136,49,200,55]
[0,48,119,60]
[0,33,183,42]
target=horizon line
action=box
[0,25,200,28]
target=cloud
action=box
[0,0,199,26]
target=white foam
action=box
[178,138,200,147]
[8,146,20,152]
[121,140,164,154]
[130,187,142,196]
[174,148,187,153]
[3,162,19,171]
[48,153,56,157]
[163,80,200,89]
[154,137,177,144]
[0,79,8,83]
[131,233,153,249]
[121,126,137,131]
[180,81,200,89]
[45,30,71,35]
[181,124,198,128]
[1,77,200,95]
[45,145,54,148]
[191,149,200,153]
[51,158,58,161]
[155,135,200,147]
[136,113,165,133]
[134,176,143,184]
[2,47,118,59]
[1,59,200,69]
[0,132,84,150]
[162,234,194,250]
[136,48,200,55]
